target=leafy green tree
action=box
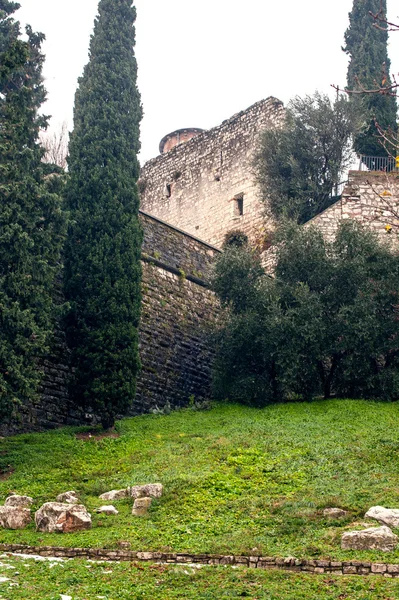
[212,221,399,406]
[255,92,357,224]
[344,0,397,156]
[0,1,65,420]
[64,0,143,429]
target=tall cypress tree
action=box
[344,0,397,157]
[0,1,65,420]
[64,0,143,429]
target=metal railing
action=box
[358,155,397,172]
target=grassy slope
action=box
[1,400,399,561]
[1,555,399,600]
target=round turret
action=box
[159,128,205,155]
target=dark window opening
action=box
[234,194,244,216]
[166,183,172,198]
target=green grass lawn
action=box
[0,555,399,600]
[1,400,399,562]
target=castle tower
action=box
[159,128,205,155]
[140,98,285,248]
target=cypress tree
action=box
[64,0,143,429]
[0,1,65,420]
[344,0,397,157]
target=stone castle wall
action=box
[306,171,399,245]
[262,170,399,273]
[0,213,219,435]
[132,212,219,415]
[140,98,284,248]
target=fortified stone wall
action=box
[262,170,399,273]
[140,98,284,248]
[132,212,219,415]
[306,171,399,245]
[0,212,219,435]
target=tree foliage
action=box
[212,221,399,406]
[64,0,143,429]
[344,0,397,156]
[255,92,357,225]
[0,1,65,420]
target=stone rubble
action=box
[323,508,347,518]
[96,506,119,515]
[0,506,31,530]
[56,491,79,505]
[132,497,152,516]
[35,502,92,533]
[4,495,33,509]
[365,506,399,529]
[341,526,398,552]
[129,484,163,499]
[99,489,128,501]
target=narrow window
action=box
[165,183,172,198]
[234,194,244,216]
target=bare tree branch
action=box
[40,121,69,169]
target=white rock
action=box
[341,525,398,552]
[99,489,127,501]
[4,495,33,509]
[96,505,119,515]
[365,506,399,528]
[129,484,163,499]
[56,491,79,505]
[35,502,92,533]
[0,506,31,530]
[323,508,347,518]
[60,595,72,600]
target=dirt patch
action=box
[0,466,15,480]
[76,430,120,441]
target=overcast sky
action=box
[16,0,399,164]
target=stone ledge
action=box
[0,544,399,577]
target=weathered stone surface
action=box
[130,484,163,499]
[323,508,347,518]
[305,171,399,247]
[35,502,92,533]
[0,506,31,529]
[132,497,152,516]
[0,214,219,437]
[140,98,284,248]
[5,495,33,508]
[99,489,128,501]
[365,506,399,529]
[56,491,79,505]
[341,526,398,552]
[96,505,119,515]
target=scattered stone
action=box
[96,505,119,515]
[56,491,79,505]
[341,526,398,552]
[60,595,72,600]
[323,508,347,518]
[132,497,152,516]
[35,502,92,533]
[365,506,399,528]
[129,484,163,499]
[0,506,31,530]
[4,495,33,509]
[99,489,128,501]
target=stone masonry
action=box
[0,212,219,435]
[140,98,284,248]
[306,170,399,245]
[2,544,399,578]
